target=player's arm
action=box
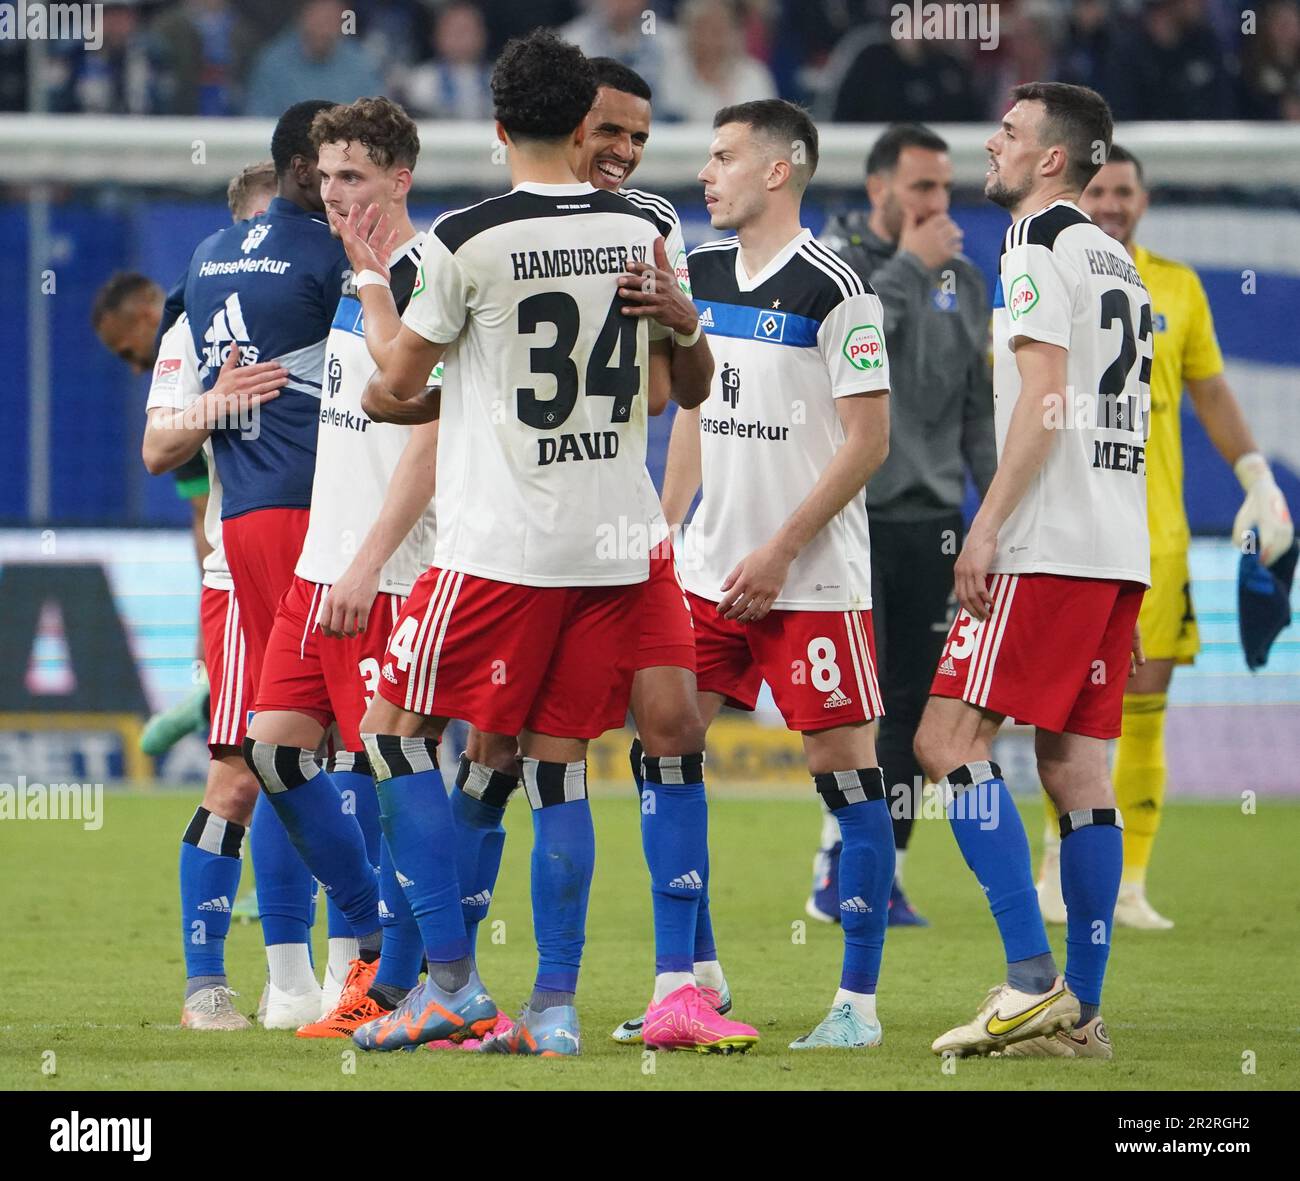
[661,404,702,530]
[318,418,440,639]
[1186,373,1294,565]
[619,237,712,411]
[360,329,448,414]
[956,340,1067,619]
[143,344,287,474]
[718,390,889,621]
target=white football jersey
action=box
[295,236,437,595]
[621,186,691,297]
[146,314,232,591]
[681,229,891,612]
[402,181,670,587]
[991,200,1152,585]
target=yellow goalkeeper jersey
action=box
[1134,244,1225,557]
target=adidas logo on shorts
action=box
[937,656,958,677]
[382,663,398,684]
[197,896,232,912]
[460,890,492,907]
[669,870,704,890]
[840,895,871,914]
[823,687,852,709]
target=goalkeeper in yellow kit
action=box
[1036,145,1295,929]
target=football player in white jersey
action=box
[914,83,1151,1060]
[232,98,453,1038]
[336,31,708,1057]
[665,99,897,1051]
[439,55,752,1052]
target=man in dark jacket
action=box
[806,123,996,927]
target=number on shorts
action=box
[388,616,420,673]
[807,637,841,693]
[947,610,981,660]
[358,657,380,706]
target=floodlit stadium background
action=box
[0,1,1297,798]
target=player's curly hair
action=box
[310,96,421,171]
[491,28,595,143]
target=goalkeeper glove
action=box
[1233,452,1294,567]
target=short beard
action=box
[986,173,1031,211]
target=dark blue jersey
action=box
[183,197,350,519]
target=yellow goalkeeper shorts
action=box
[1139,551,1200,664]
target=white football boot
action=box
[932,976,1079,1058]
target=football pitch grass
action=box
[2,790,1296,1092]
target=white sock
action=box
[833,987,877,1025]
[694,959,726,993]
[327,936,358,984]
[894,848,907,887]
[653,971,694,1003]
[266,943,318,995]
[819,798,841,848]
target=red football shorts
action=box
[200,585,253,751]
[929,572,1146,738]
[221,507,310,689]
[634,544,696,673]
[255,574,407,751]
[377,567,645,740]
[686,590,884,732]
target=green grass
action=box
[1,791,1297,1091]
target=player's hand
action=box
[200,343,286,427]
[897,207,963,272]
[718,539,794,623]
[953,526,997,621]
[617,237,698,337]
[330,202,401,283]
[318,558,381,639]
[1130,623,1145,678]
[1233,452,1295,566]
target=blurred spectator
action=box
[1104,0,1239,120]
[244,0,383,116]
[562,0,683,98]
[357,0,433,84]
[820,22,982,123]
[478,0,579,56]
[46,1,157,114]
[1239,0,1300,119]
[658,0,778,122]
[1056,0,1114,94]
[150,0,259,116]
[976,0,1062,119]
[398,1,494,119]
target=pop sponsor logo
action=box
[674,249,691,295]
[1007,274,1039,320]
[842,323,884,370]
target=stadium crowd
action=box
[2,0,1296,124]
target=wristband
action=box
[674,322,702,348]
[355,270,390,290]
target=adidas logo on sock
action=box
[197,896,231,912]
[378,900,394,919]
[669,870,704,890]
[840,895,872,914]
[698,306,715,329]
[460,890,492,907]
[937,655,957,677]
[395,870,414,888]
[382,663,399,684]
[823,687,852,709]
